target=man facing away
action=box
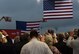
[20,30,53,54]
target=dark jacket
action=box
[0,42,6,54]
[54,41,73,54]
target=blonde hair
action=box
[0,32,7,43]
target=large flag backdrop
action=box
[16,21,40,32]
[43,0,73,21]
[40,0,74,33]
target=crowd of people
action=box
[0,29,79,54]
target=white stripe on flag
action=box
[55,6,72,9]
[44,15,73,18]
[44,9,73,12]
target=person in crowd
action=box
[39,34,45,42]
[0,32,7,54]
[47,29,58,44]
[44,32,53,46]
[67,29,79,54]
[64,32,70,43]
[54,33,73,54]
[20,30,53,54]
[13,32,30,54]
[44,32,61,54]
[73,29,78,39]
[0,32,14,54]
[68,31,74,39]
[14,36,20,44]
[0,32,7,43]
[1,30,13,44]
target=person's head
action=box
[47,29,54,35]
[20,32,30,42]
[64,32,69,40]
[30,30,39,38]
[74,29,78,35]
[57,33,64,42]
[68,31,74,36]
[14,36,20,44]
[0,32,7,43]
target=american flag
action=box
[43,0,73,20]
[16,21,40,32]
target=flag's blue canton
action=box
[16,21,26,30]
[43,0,54,10]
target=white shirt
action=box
[20,38,53,54]
[67,37,79,54]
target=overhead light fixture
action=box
[37,0,41,3]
